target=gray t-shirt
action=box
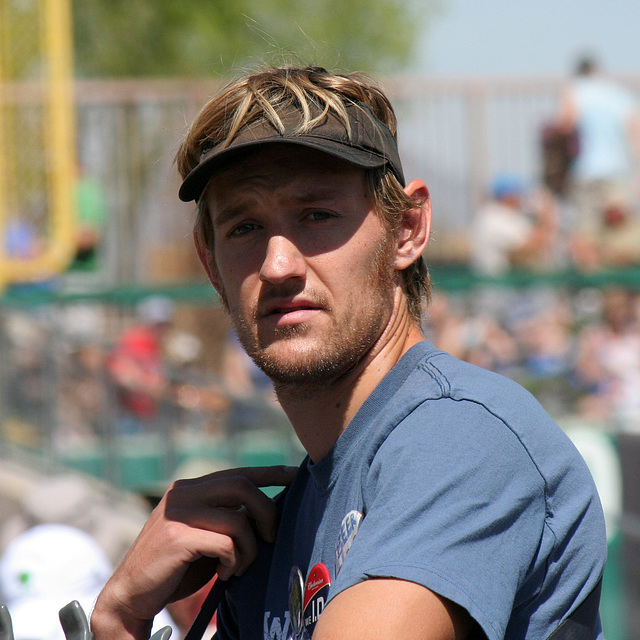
[215,341,607,640]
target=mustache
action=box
[254,285,332,320]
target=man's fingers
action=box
[170,477,277,544]
[195,465,299,488]
[192,530,241,581]
[174,504,260,574]
[167,465,298,542]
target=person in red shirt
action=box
[107,296,174,433]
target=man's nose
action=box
[259,235,306,284]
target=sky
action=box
[414,0,640,78]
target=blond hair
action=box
[176,66,430,321]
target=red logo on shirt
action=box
[303,563,331,635]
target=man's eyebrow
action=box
[212,203,251,228]
[293,188,346,203]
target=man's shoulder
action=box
[388,343,577,471]
[400,342,530,407]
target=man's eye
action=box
[307,210,334,222]
[229,222,258,237]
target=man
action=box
[557,55,640,270]
[471,174,556,277]
[91,66,606,640]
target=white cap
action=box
[0,524,113,640]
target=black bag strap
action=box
[546,579,603,640]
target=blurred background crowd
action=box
[2,0,640,638]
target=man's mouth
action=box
[263,298,321,315]
[261,299,324,325]
[270,304,315,315]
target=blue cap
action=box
[492,174,525,200]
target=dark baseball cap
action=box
[178,100,405,203]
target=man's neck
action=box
[274,291,424,463]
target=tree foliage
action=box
[72,0,436,78]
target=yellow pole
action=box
[0,0,77,288]
[0,2,10,290]
[44,0,77,268]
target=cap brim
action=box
[178,137,392,203]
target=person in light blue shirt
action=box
[557,56,640,269]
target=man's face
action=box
[202,145,399,385]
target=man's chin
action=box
[250,343,356,386]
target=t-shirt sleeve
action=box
[330,397,547,640]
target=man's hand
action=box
[90,465,297,640]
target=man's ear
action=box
[193,230,222,294]
[394,179,432,271]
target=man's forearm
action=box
[91,592,154,640]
